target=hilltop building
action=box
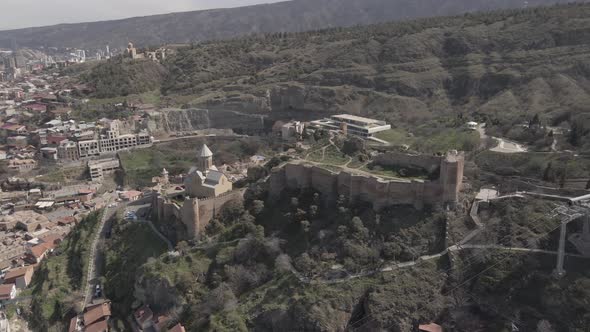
[185,144,232,198]
[152,144,242,239]
[270,151,465,210]
[311,114,391,138]
[125,42,139,59]
[125,42,168,62]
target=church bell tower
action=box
[197,144,213,173]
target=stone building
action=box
[78,139,100,158]
[7,159,36,173]
[58,140,80,160]
[185,144,232,198]
[152,144,240,239]
[125,42,139,59]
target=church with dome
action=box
[184,144,233,198]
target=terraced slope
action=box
[160,3,590,129]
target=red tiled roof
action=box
[419,323,443,332]
[68,317,78,332]
[30,243,50,259]
[1,124,25,131]
[0,283,15,300]
[59,216,77,225]
[3,266,32,281]
[134,304,153,325]
[154,314,171,330]
[169,323,186,332]
[122,191,142,200]
[85,319,108,332]
[84,302,111,326]
[40,234,62,248]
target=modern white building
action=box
[281,121,305,141]
[311,114,391,138]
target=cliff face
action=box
[152,108,266,134]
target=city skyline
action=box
[0,0,284,31]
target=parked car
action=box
[94,284,102,298]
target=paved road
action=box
[477,124,527,153]
[82,193,117,306]
[490,138,528,153]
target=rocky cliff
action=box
[148,108,266,134]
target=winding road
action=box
[82,193,116,306]
[476,124,527,153]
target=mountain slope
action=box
[0,0,586,49]
[153,3,590,147]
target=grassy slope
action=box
[82,57,168,98]
[119,137,262,187]
[28,212,101,331]
[475,150,590,179]
[96,189,590,331]
[104,222,168,319]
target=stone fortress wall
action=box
[152,189,245,239]
[152,151,463,240]
[270,151,464,210]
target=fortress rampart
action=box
[152,189,245,239]
[269,152,464,210]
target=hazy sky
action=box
[0,0,285,30]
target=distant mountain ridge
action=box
[0,0,587,50]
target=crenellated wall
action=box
[270,151,464,210]
[152,189,245,239]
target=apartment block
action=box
[88,158,120,182]
[78,140,100,158]
[58,140,80,161]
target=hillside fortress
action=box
[152,150,464,240]
[151,144,242,239]
[270,151,465,210]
